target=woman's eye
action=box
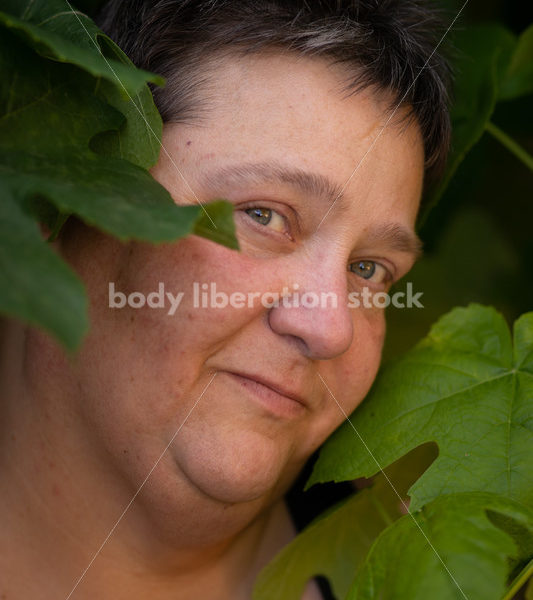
[349,260,389,284]
[244,207,286,233]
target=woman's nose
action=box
[267,255,354,360]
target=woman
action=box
[0,1,450,597]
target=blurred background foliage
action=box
[385,0,533,359]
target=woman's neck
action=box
[0,322,294,599]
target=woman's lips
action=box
[222,371,308,418]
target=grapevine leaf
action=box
[487,510,533,583]
[0,181,88,351]
[0,30,236,242]
[346,492,533,600]
[88,74,163,169]
[0,33,190,241]
[309,304,533,511]
[0,29,236,347]
[193,200,239,250]
[420,24,515,224]
[253,445,437,600]
[500,24,533,101]
[0,0,164,96]
[253,495,378,600]
[1,0,164,169]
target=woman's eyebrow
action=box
[358,223,424,259]
[201,161,423,258]
[202,161,345,206]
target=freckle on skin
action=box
[186,140,191,146]
[52,484,60,497]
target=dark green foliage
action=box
[0,0,237,349]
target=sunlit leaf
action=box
[309,305,533,512]
[347,493,532,600]
[253,446,437,600]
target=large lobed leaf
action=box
[253,446,437,600]
[309,304,533,512]
[0,181,88,350]
[255,304,533,600]
[346,492,533,600]
[0,0,164,97]
[255,491,533,600]
[0,0,165,170]
[0,1,237,349]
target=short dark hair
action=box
[97,0,451,180]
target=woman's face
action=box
[57,53,423,523]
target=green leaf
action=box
[0,181,88,351]
[0,30,237,242]
[253,445,437,600]
[503,558,533,600]
[0,27,237,347]
[88,74,163,169]
[346,492,533,600]
[309,304,533,511]
[0,0,164,96]
[526,573,533,599]
[1,0,164,169]
[500,24,533,101]
[487,510,533,581]
[0,32,194,241]
[86,38,163,169]
[420,25,515,224]
[254,495,376,600]
[193,200,239,250]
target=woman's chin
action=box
[173,429,290,505]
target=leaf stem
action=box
[485,121,533,172]
[501,558,533,600]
